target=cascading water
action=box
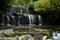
[38,15,42,26]
[28,14,31,26]
[11,15,15,26]
[6,15,10,26]
[18,15,21,26]
[10,5,18,26]
[8,12,16,26]
[1,14,5,25]
[26,7,29,12]
[28,14,35,26]
[31,15,34,25]
[10,5,17,13]
[0,4,42,26]
[18,5,23,15]
[26,7,32,26]
[18,6,24,26]
[26,7,35,26]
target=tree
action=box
[34,0,51,12]
[34,0,60,12]
[33,0,60,25]
[0,0,14,12]
[0,0,31,12]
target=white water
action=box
[1,14,5,25]
[38,15,42,26]
[7,16,10,26]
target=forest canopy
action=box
[0,0,60,12]
[34,0,60,12]
[0,0,60,25]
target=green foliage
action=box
[0,0,31,12]
[50,0,60,6]
[0,0,12,12]
[0,0,60,12]
[42,30,52,38]
[19,32,26,36]
[4,33,16,37]
[34,0,60,12]
[39,29,52,38]
[3,32,27,37]
[34,0,51,12]
[28,0,34,7]
[33,0,60,25]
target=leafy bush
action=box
[39,29,52,38]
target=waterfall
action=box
[10,5,17,13]
[28,14,32,26]
[26,7,34,26]
[0,5,42,27]
[1,14,5,25]
[8,12,16,26]
[31,15,34,24]
[38,15,42,26]
[11,15,16,26]
[28,14,35,26]
[7,16,10,26]
[18,5,23,15]
[26,7,29,12]
[18,16,20,26]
